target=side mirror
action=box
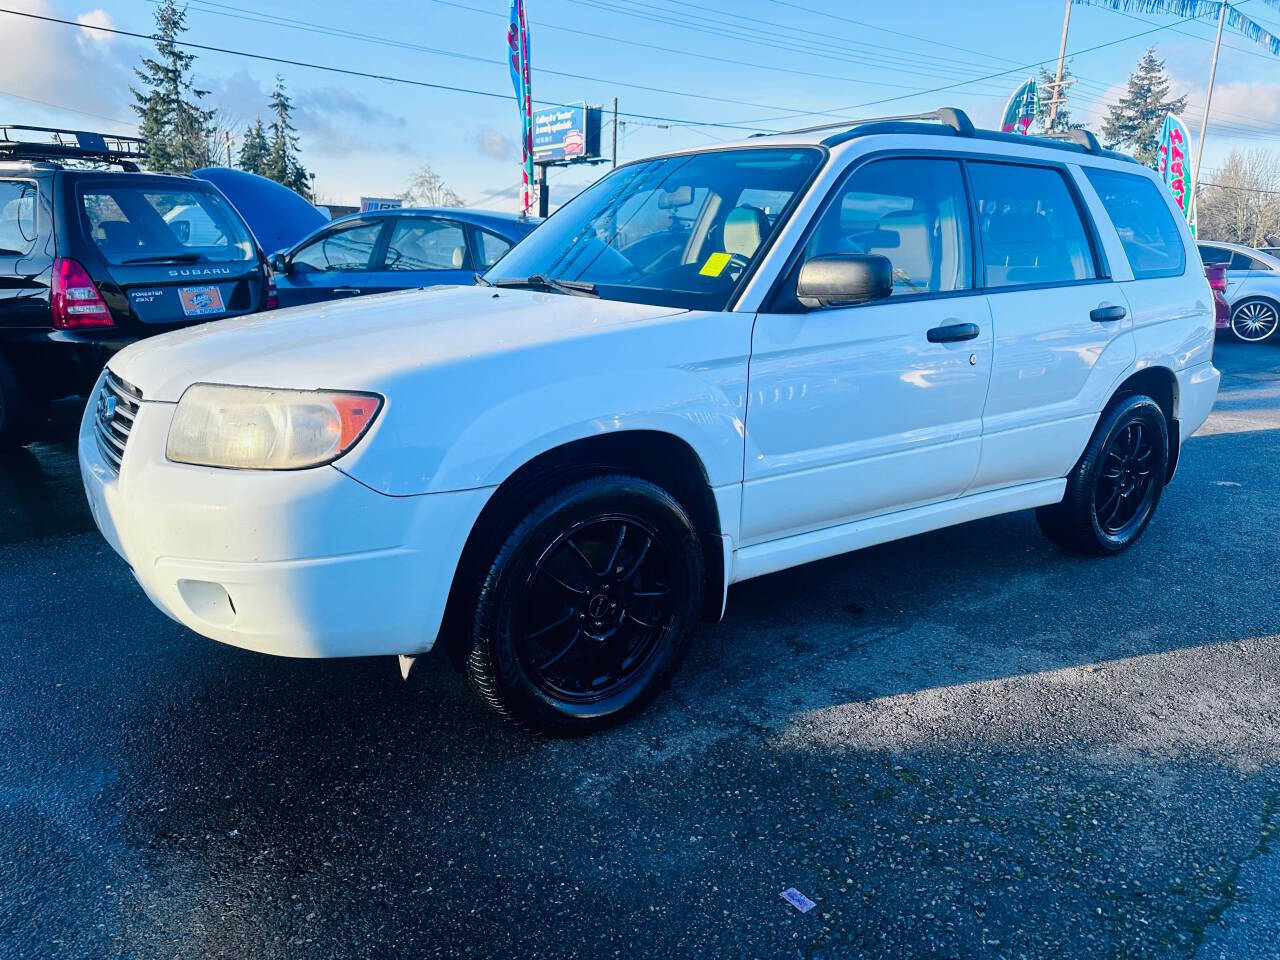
[796,254,893,309]
[269,252,289,274]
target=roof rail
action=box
[757,107,975,139]
[1040,128,1103,153]
[0,124,147,171]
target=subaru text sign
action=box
[532,103,601,164]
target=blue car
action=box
[269,208,540,308]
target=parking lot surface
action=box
[2,341,1279,959]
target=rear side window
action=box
[805,157,972,298]
[968,162,1096,289]
[1198,244,1231,265]
[476,229,512,268]
[1084,168,1186,280]
[1230,251,1265,272]
[0,180,38,256]
[80,185,254,265]
[382,218,468,272]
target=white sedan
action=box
[1197,240,1280,342]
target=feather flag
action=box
[1000,78,1038,135]
[1157,113,1195,233]
[507,0,534,215]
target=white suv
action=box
[80,108,1219,734]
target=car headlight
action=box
[166,384,383,470]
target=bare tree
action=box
[400,164,464,207]
[1198,148,1280,246]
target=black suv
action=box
[0,126,274,448]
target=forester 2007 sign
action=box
[532,103,601,164]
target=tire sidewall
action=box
[475,477,703,733]
[1083,397,1168,553]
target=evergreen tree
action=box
[264,76,310,198]
[1102,47,1188,168]
[1036,61,1082,134]
[131,0,215,172]
[237,118,269,176]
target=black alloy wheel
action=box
[466,475,704,735]
[1036,394,1169,556]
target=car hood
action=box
[108,285,687,402]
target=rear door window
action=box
[381,218,469,271]
[1198,244,1231,265]
[0,180,37,255]
[1230,251,1266,272]
[968,162,1097,288]
[1083,168,1186,279]
[80,185,254,265]
[475,229,512,268]
[291,221,384,273]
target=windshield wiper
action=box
[120,253,203,265]
[492,274,599,298]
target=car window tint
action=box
[968,162,1095,289]
[383,219,468,272]
[1198,245,1231,265]
[476,229,512,268]
[805,157,972,298]
[1230,251,1260,271]
[80,186,254,265]
[0,180,37,256]
[292,221,382,273]
[1083,168,1185,279]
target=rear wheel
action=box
[1230,298,1279,342]
[1037,395,1169,556]
[465,475,704,735]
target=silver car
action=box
[1197,241,1280,342]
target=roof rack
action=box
[754,107,976,140]
[1040,128,1103,153]
[0,124,147,171]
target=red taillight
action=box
[264,263,278,310]
[1206,264,1228,293]
[51,258,113,329]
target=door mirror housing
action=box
[796,254,893,309]
[269,252,289,274]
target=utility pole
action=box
[224,129,233,167]
[1192,0,1227,206]
[612,97,618,168]
[1047,0,1072,127]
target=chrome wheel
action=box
[1231,300,1279,342]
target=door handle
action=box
[334,287,362,296]
[1090,304,1126,322]
[926,321,980,343]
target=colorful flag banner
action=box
[1157,113,1196,234]
[999,78,1038,135]
[1075,1,1280,58]
[507,0,534,215]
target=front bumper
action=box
[79,373,491,658]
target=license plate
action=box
[178,285,225,317]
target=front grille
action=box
[94,370,142,473]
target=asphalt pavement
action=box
[2,340,1279,959]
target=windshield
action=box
[80,184,256,266]
[486,147,823,310]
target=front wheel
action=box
[1230,298,1280,342]
[465,475,704,735]
[1037,395,1169,556]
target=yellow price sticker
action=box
[699,252,732,277]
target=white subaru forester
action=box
[81,108,1219,734]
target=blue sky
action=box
[2,0,1280,210]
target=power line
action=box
[0,6,781,133]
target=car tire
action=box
[1230,297,1280,342]
[1036,395,1169,556]
[0,353,40,451]
[465,474,704,735]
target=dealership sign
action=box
[359,196,402,212]
[532,103,602,164]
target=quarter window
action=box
[0,180,37,256]
[968,162,1096,288]
[383,218,469,271]
[1230,251,1265,272]
[1084,168,1185,280]
[475,229,513,268]
[804,157,973,298]
[292,221,383,273]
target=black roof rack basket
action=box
[0,124,147,170]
